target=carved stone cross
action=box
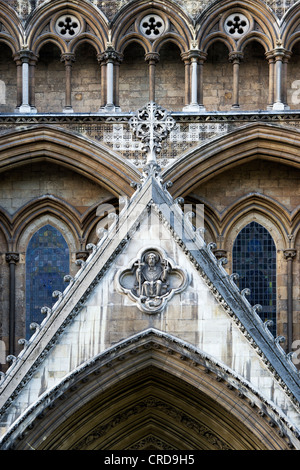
[129,101,176,166]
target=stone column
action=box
[113,53,123,109]
[15,50,37,114]
[61,53,75,113]
[265,51,275,109]
[272,44,289,111]
[229,52,243,109]
[282,52,291,108]
[284,248,297,351]
[98,47,122,112]
[29,54,38,112]
[13,53,22,111]
[183,50,206,111]
[5,253,19,356]
[145,52,160,103]
[98,53,107,109]
[181,52,190,107]
[197,52,207,109]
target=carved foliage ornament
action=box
[129,102,176,164]
[116,248,188,313]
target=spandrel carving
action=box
[116,248,188,313]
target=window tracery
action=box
[55,14,81,39]
[140,14,165,39]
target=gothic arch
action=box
[0,1,22,54]
[219,194,291,248]
[197,0,278,52]
[1,329,297,450]
[12,196,82,254]
[185,193,291,251]
[26,0,108,56]
[112,0,193,54]
[281,2,300,50]
[201,34,234,55]
[0,126,139,197]
[164,123,300,198]
[16,212,78,257]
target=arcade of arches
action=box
[0,0,300,451]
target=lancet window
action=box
[25,225,69,339]
[233,222,277,334]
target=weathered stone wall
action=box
[0,161,113,365]
[193,159,300,340]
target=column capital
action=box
[5,253,20,264]
[272,46,290,60]
[13,49,37,64]
[61,53,76,64]
[229,51,244,63]
[98,47,123,64]
[283,249,297,260]
[145,52,160,64]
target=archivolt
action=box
[1,329,298,450]
[0,126,139,197]
[164,123,300,197]
[188,192,295,249]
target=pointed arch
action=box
[197,0,278,52]
[112,0,193,54]
[163,123,300,198]
[1,329,298,450]
[26,0,109,55]
[282,2,300,50]
[0,0,23,54]
[0,126,139,197]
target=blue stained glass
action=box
[26,225,69,339]
[233,222,277,335]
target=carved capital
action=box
[14,50,37,65]
[283,249,297,260]
[186,49,207,63]
[5,253,20,264]
[61,53,76,64]
[98,48,123,64]
[145,52,160,64]
[229,51,244,63]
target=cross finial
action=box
[129,102,176,174]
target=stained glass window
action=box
[233,222,276,334]
[26,225,69,339]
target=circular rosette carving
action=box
[116,248,188,314]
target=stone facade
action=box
[0,0,299,451]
